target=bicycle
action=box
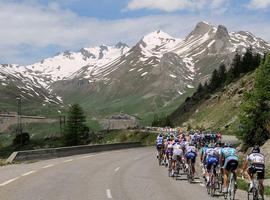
[157,148,164,166]
[246,172,264,200]
[217,166,224,193]
[167,154,173,177]
[207,165,219,197]
[224,170,237,200]
[187,159,194,183]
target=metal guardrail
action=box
[6,142,143,163]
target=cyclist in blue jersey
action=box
[156,134,164,159]
[204,143,219,185]
[220,143,239,193]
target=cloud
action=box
[0,1,269,65]
[126,0,229,12]
[247,0,270,9]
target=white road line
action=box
[63,159,73,163]
[0,177,20,187]
[114,167,120,172]
[42,164,55,169]
[81,155,95,159]
[21,170,37,176]
[106,189,112,199]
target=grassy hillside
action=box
[171,72,254,134]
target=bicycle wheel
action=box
[188,168,192,183]
[158,152,162,166]
[253,188,259,200]
[218,173,223,193]
[211,175,218,197]
[168,159,172,177]
[228,174,236,200]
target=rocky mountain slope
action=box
[170,72,255,134]
[0,21,270,120]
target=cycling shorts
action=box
[223,156,238,171]
[166,149,173,156]
[156,144,163,151]
[248,163,265,179]
[206,155,219,172]
[172,154,182,161]
[185,152,197,164]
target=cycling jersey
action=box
[247,153,265,165]
[221,147,238,160]
[173,143,183,155]
[156,137,163,146]
[214,147,222,157]
[221,147,239,171]
[186,145,197,154]
[166,141,174,155]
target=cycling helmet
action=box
[204,143,208,148]
[174,138,179,143]
[252,145,260,153]
[224,142,232,147]
[208,143,215,148]
[158,133,163,137]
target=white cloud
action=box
[126,0,229,12]
[247,0,270,9]
[0,1,269,64]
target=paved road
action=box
[0,147,261,200]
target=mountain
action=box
[0,21,270,120]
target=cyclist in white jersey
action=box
[242,145,265,197]
[185,141,198,178]
[172,139,183,176]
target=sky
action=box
[0,0,270,64]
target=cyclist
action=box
[204,143,219,185]
[171,138,183,176]
[200,143,209,179]
[220,143,239,193]
[185,141,198,179]
[165,136,174,167]
[241,145,265,198]
[156,133,164,159]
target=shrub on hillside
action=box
[237,54,270,147]
[13,132,30,146]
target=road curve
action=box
[0,147,251,200]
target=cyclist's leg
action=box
[259,179,264,198]
[247,168,254,190]
[257,165,265,198]
[191,154,196,175]
[172,154,177,171]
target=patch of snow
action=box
[141,72,148,77]
[169,74,177,78]
[129,68,135,72]
[178,91,184,95]
[207,40,215,48]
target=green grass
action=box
[237,178,270,196]
[266,168,270,179]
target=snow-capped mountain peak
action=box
[135,30,182,60]
[24,43,130,85]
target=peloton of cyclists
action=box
[155,128,267,198]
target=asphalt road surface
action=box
[0,146,259,200]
